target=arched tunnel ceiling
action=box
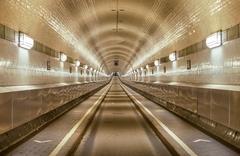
[0,0,240,74]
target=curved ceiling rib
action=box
[95,38,136,50]
[97,46,135,55]
[101,51,132,58]
[103,54,130,61]
[96,46,136,57]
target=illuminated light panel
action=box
[141,67,144,71]
[206,31,222,48]
[169,52,177,61]
[154,60,160,66]
[90,68,93,71]
[60,52,67,62]
[84,65,88,70]
[19,32,34,50]
[75,60,81,67]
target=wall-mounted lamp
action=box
[19,32,34,50]
[60,52,67,62]
[154,60,160,66]
[206,31,222,48]
[90,67,93,71]
[146,64,149,69]
[75,60,80,67]
[84,65,88,70]
[141,67,144,71]
[169,52,176,61]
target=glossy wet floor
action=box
[74,82,171,156]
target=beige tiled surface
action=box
[1,0,240,73]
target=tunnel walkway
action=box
[73,80,171,156]
[5,78,239,156]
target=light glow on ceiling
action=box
[209,0,232,16]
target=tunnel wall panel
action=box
[211,90,230,126]
[197,89,211,118]
[230,91,240,130]
[0,93,12,134]
[122,79,240,131]
[122,79,240,149]
[0,81,109,135]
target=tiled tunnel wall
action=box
[0,39,108,86]
[122,26,240,148]
[121,21,240,148]
[0,24,111,142]
[128,29,240,85]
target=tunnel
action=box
[0,0,240,155]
